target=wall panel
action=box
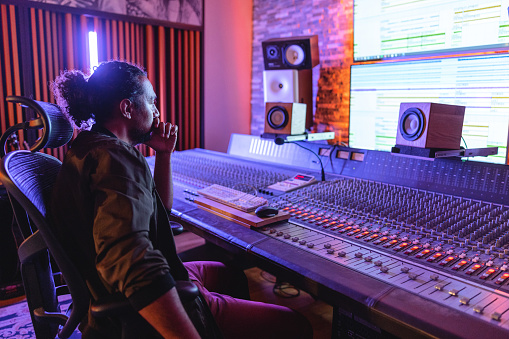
[251,0,353,145]
[0,2,203,159]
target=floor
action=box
[175,231,334,339]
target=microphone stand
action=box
[275,137,326,181]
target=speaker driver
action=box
[285,44,305,66]
[266,45,279,59]
[269,77,288,96]
[267,106,289,129]
[400,107,425,141]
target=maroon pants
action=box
[184,261,313,339]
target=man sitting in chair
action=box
[50,60,313,339]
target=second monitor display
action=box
[354,0,509,61]
[349,53,509,164]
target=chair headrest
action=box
[1,96,74,157]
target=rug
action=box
[0,295,81,338]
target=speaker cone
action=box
[400,107,425,141]
[267,106,289,129]
[266,45,279,59]
[284,44,305,66]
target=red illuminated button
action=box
[427,253,443,262]
[347,229,362,236]
[327,221,338,228]
[356,231,370,239]
[365,234,379,242]
[495,273,509,285]
[383,239,398,248]
[283,207,290,211]
[394,242,409,252]
[339,226,353,233]
[452,260,469,271]
[319,220,330,227]
[465,264,483,275]
[404,245,421,255]
[415,249,432,259]
[439,256,456,266]
[480,268,497,280]
[373,236,389,245]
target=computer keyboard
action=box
[197,184,267,212]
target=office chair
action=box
[0,96,220,339]
[0,96,81,339]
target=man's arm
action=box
[139,287,200,339]
[145,119,178,210]
[153,151,173,210]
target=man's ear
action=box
[120,98,133,119]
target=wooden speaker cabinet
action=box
[396,102,465,149]
[264,102,306,135]
[263,69,312,129]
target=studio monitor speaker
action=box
[264,102,306,135]
[263,69,313,129]
[262,35,319,70]
[396,102,465,149]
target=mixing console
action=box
[161,135,509,337]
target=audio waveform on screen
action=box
[354,0,509,61]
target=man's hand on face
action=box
[144,117,178,154]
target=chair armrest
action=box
[33,307,68,326]
[170,221,184,236]
[90,281,199,317]
[175,280,199,302]
[90,297,132,317]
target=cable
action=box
[274,137,326,181]
[259,270,300,298]
[461,136,469,162]
[461,136,468,149]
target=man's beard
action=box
[130,126,152,145]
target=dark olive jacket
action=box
[50,125,188,337]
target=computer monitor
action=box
[354,0,509,61]
[349,53,509,164]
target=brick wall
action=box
[251,0,353,144]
